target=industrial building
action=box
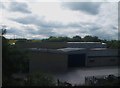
[28,42,118,73]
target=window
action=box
[89,59,95,62]
[110,59,116,62]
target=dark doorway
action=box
[68,54,86,67]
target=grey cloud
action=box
[9,2,31,13]
[62,2,102,15]
[66,23,82,28]
[10,16,40,25]
[7,28,17,34]
[11,15,60,36]
[26,28,55,37]
[88,25,101,31]
[94,30,117,40]
[74,22,117,40]
[9,16,99,38]
[87,25,118,40]
[0,2,5,9]
[7,27,25,37]
[10,16,82,29]
[111,26,118,30]
[10,16,83,37]
[22,26,57,38]
[10,16,64,28]
[10,15,118,40]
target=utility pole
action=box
[13,34,15,40]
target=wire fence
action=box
[85,73,120,85]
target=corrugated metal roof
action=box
[28,48,118,56]
[67,42,104,44]
[28,48,86,53]
[57,48,86,52]
[90,48,107,50]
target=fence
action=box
[85,73,119,85]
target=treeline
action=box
[1,30,29,86]
[42,35,101,42]
[9,35,120,49]
[41,35,120,49]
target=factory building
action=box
[28,42,118,73]
[67,42,107,48]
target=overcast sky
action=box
[0,0,119,40]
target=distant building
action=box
[27,42,118,73]
[67,42,107,48]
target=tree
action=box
[42,36,70,42]
[2,29,6,35]
[1,27,13,86]
[72,35,82,42]
[83,35,101,42]
[105,40,120,49]
[1,25,7,36]
[2,28,29,86]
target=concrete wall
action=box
[29,51,68,73]
[86,49,118,67]
[86,56,118,67]
[87,49,118,57]
[28,48,119,73]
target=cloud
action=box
[10,15,41,25]
[0,2,5,9]
[7,27,22,35]
[9,15,83,37]
[25,27,55,37]
[62,2,102,15]
[10,15,65,28]
[9,15,63,37]
[8,2,31,13]
[10,14,83,28]
[2,2,118,40]
[5,26,48,39]
[6,27,27,39]
[9,11,118,40]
